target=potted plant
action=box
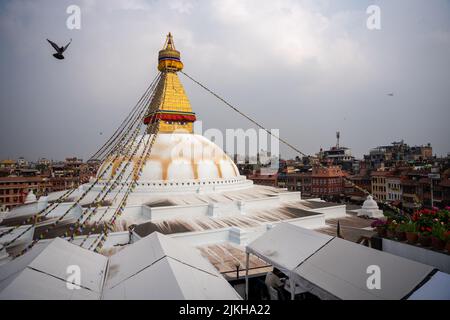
[386,220,398,239]
[395,223,407,241]
[410,207,449,249]
[431,222,446,250]
[418,229,432,247]
[412,209,434,231]
[371,219,387,237]
[404,221,418,244]
[445,231,450,253]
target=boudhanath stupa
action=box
[0,34,371,279]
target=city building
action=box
[0,160,16,172]
[386,176,402,203]
[276,172,312,197]
[344,174,372,203]
[401,171,426,210]
[37,158,51,166]
[17,157,28,168]
[311,165,345,201]
[399,168,450,210]
[0,176,52,208]
[371,171,389,202]
[438,176,450,208]
[365,140,433,168]
[0,156,100,209]
[247,171,278,188]
[317,132,354,171]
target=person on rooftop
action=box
[265,268,287,300]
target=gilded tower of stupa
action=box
[97,33,244,184]
[143,33,196,133]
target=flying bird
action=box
[47,38,72,60]
[387,93,394,97]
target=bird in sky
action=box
[47,38,72,60]
[387,93,394,96]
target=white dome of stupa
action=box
[24,190,37,204]
[362,195,378,210]
[97,133,242,184]
[62,34,255,205]
[94,35,247,190]
[358,195,384,218]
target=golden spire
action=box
[144,33,196,133]
[164,32,175,50]
[158,32,183,72]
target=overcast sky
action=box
[0,0,449,161]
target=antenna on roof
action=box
[336,131,340,149]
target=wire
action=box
[89,73,160,161]
[181,71,308,158]
[180,71,404,215]
[1,74,162,244]
[7,74,161,255]
[89,73,165,251]
[91,118,161,252]
[69,90,162,243]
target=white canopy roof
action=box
[0,238,107,300]
[0,242,49,292]
[246,223,436,300]
[408,271,450,300]
[246,223,333,272]
[0,233,241,300]
[5,202,83,222]
[103,232,240,300]
[293,237,434,300]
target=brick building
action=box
[247,172,278,188]
[0,157,100,209]
[344,174,371,203]
[277,172,312,197]
[310,165,345,201]
[0,176,52,209]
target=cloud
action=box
[169,0,195,14]
[0,0,449,161]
